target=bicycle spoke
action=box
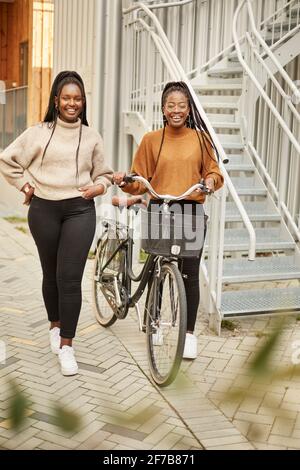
[146,262,187,386]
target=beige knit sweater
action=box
[0,117,113,200]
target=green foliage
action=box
[7,380,81,434]
[4,216,27,224]
[250,318,283,375]
[53,404,82,433]
[15,226,27,234]
[8,381,30,430]
[139,249,148,263]
[255,330,269,338]
[221,319,237,331]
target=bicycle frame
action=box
[98,206,181,330]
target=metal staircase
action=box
[122,0,300,331]
[193,0,300,321]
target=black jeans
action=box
[148,200,207,332]
[28,195,96,338]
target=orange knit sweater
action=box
[122,125,224,203]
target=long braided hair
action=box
[152,81,219,179]
[41,71,88,183]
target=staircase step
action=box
[225,201,280,222]
[223,255,300,283]
[267,19,299,31]
[207,113,236,122]
[230,175,267,195]
[211,121,241,130]
[199,94,239,104]
[223,227,295,251]
[228,51,241,62]
[208,67,243,77]
[227,164,254,171]
[201,101,238,111]
[221,286,300,316]
[195,83,242,92]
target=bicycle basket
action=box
[141,209,206,258]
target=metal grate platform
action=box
[223,255,300,283]
[221,286,300,316]
[225,201,280,222]
[223,227,295,251]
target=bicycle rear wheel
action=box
[93,234,122,327]
[146,261,187,386]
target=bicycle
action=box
[92,175,210,386]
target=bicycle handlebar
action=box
[123,174,212,201]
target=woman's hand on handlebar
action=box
[112,172,127,187]
[204,177,215,194]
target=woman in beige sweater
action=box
[0,71,113,376]
[114,81,223,359]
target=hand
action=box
[112,172,127,187]
[204,177,215,194]
[21,183,35,206]
[78,184,105,199]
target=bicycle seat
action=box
[111,196,147,209]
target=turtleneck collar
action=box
[56,116,81,129]
[164,124,191,138]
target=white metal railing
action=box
[127,0,289,78]
[233,0,300,238]
[0,86,27,150]
[123,1,257,320]
[260,0,300,49]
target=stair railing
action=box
[259,0,300,50]
[123,2,256,326]
[233,0,300,240]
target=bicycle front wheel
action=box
[92,234,118,327]
[146,261,187,386]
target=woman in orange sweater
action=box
[114,81,223,359]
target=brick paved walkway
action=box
[1,212,300,450]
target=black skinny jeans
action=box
[148,200,206,332]
[28,195,96,338]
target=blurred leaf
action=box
[8,381,30,430]
[250,318,284,375]
[53,404,82,433]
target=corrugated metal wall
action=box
[53,0,122,170]
[52,0,298,173]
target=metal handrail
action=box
[124,1,257,262]
[260,0,297,29]
[123,0,196,14]
[245,0,300,106]
[233,1,300,155]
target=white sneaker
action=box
[152,327,163,346]
[49,327,60,354]
[183,333,197,359]
[58,345,78,376]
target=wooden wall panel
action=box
[0,4,8,81]
[0,0,30,86]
